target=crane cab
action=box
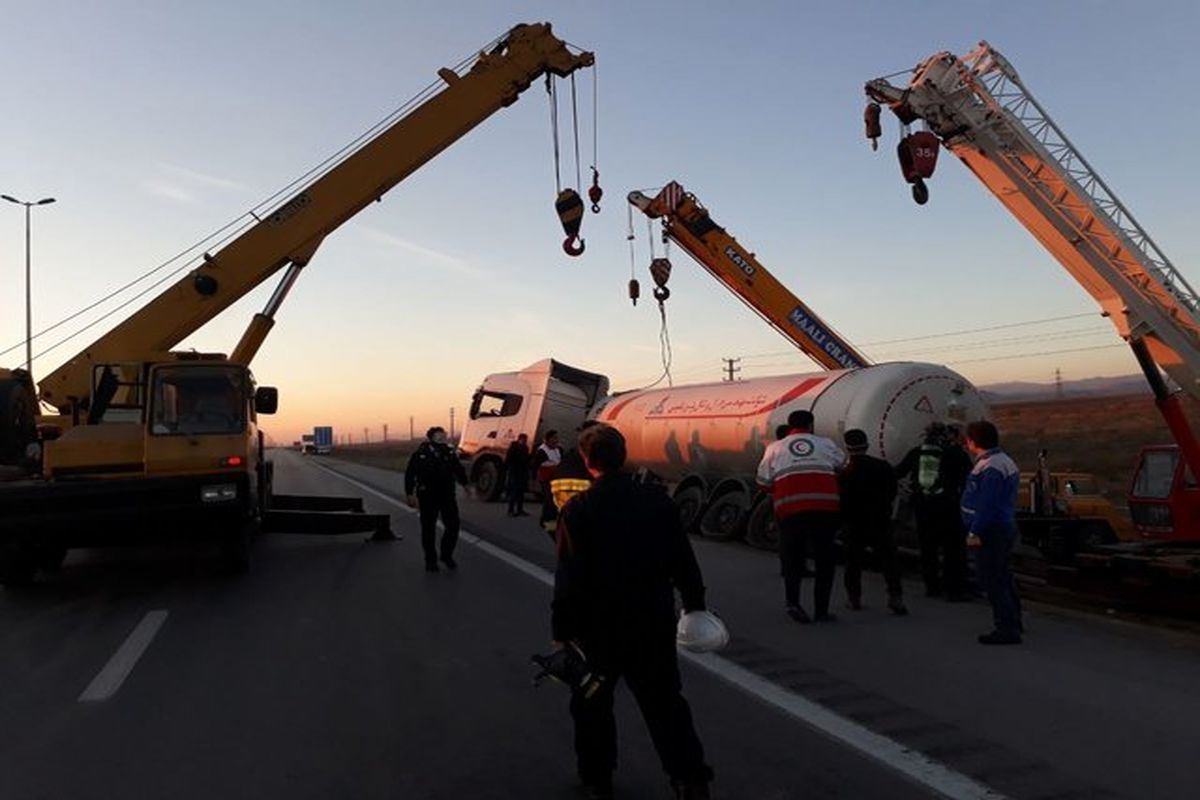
[1129,445,1200,542]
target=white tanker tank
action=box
[458,359,988,548]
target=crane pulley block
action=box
[897,131,939,182]
[555,188,585,256]
[864,102,882,150]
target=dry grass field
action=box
[321,440,422,472]
[990,393,1179,503]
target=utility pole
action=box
[1054,368,1064,398]
[449,407,456,439]
[363,427,369,444]
[722,357,741,382]
[383,424,388,443]
[410,416,415,440]
[1,193,56,373]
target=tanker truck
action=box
[458,359,988,548]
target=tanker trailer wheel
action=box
[745,498,780,552]
[472,458,503,502]
[673,486,705,534]
[700,489,750,541]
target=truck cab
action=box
[1130,445,1200,541]
[458,359,608,499]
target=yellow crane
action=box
[0,23,594,585]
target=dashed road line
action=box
[78,610,169,703]
[309,460,1007,800]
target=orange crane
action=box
[628,182,869,371]
[865,42,1200,542]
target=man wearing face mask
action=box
[405,426,469,572]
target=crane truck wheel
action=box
[472,458,503,502]
[672,485,706,534]
[745,498,780,552]
[699,488,750,541]
[0,539,38,589]
[223,519,255,574]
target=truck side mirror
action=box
[255,386,279,415]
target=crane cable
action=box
[3,35,505,361]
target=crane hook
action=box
[563,235,585,256]
[588,167,603,213]
[653,286,670,304]
[864,102,882,151]
[629,278,640,306]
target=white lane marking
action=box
[78,609,169,703]
[309,461,1006,800]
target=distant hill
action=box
[981,374,1147,401]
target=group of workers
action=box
[757,410,1023,645]
[401,409,1022,800]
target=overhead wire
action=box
[2,34,503,360]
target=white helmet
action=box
[676,610,729,653]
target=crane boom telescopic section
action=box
[629,182,868,372]
[38,23,593,414]
[864,42,1200,401]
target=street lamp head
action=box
[1,194,19,204]
[36,198,56,205]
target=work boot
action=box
[579,775,613,800]
[785,605,811,624]
[888,594,909,616]
[424,561,439,573]
[672,780,711,800]
[440,555,457,570]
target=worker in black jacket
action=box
[839,429,907,615]
[553,425,713,800]
[405,426,468,572]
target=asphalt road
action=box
[2,450,941,800]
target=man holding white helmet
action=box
[553,424,714,800]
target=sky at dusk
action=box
[2,0,1197,444]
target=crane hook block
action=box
[649,257,672,289]
[562,235,585,256]
[653,286,670,304]
[629,277,640,306]
[555,188,585,238]
[588,167,603,213]
[897,131,939,184]
[864,102,882,151]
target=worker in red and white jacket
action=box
[757,409,846,623]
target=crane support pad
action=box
[269,494,365,513]
[261,509,391,536]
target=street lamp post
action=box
[1,194,55,374]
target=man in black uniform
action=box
[405,426,468,572]
[839,429,907,615]
[553,425,713,800]
[543,419,603,540]
[504,433,531,517]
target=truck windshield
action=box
[150,366,246,436]
[1132,450,1177,499]
[470,390,523,419]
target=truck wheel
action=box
[473,459,503,502]
[745,500,779,552]
[0,541,37,588]
[700,490,749,541]
[223,520,255,574]
[35,545,68,573]
[673,486,705,534]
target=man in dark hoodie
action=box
[405,426,468,572]
[553,424,713,800]
[839,429,907,615]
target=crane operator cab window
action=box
[151,366,247,436]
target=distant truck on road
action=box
[313,426,334,455]
[300,434,315,455]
